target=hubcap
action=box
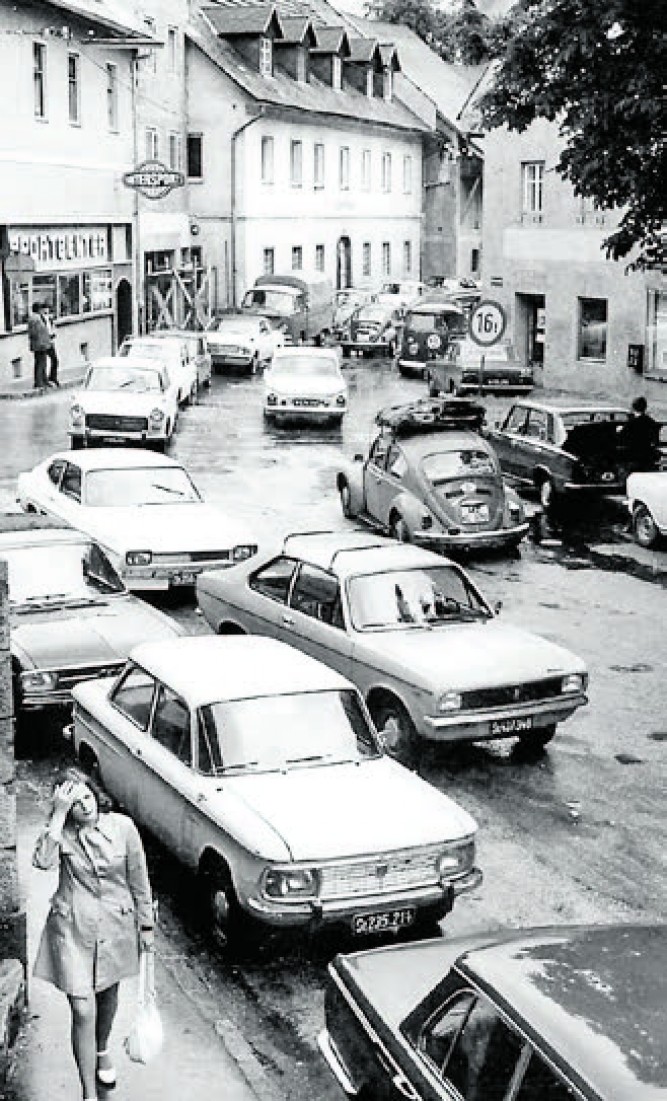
[636,512,655,544]
[211,886,230,929]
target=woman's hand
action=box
[51,780,86,817]
[139,927,155,953]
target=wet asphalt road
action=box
[5,361,667,1100]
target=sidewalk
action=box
[6,814,265,1101]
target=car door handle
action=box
[282,614,295,627]
[133,747,143,759]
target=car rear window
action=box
[422,450,495,483]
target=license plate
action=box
[491,716,534,736]
[462,504,489,522]
[171,570,196,586]
[352,908,416,936]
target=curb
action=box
[0,960,26,1089]
[0,376,85,401]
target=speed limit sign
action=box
[469,300,507,347]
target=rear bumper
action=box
[421,694,588,742]
[265,403,346,421]
[413,521,529,550]
[121,559,235,591]
[210,352,254,369]
[342,340,391,353]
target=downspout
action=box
[131,52,142,334]
[231,106,265,308]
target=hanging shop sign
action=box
[123,160,186,200]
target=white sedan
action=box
[17,449,257,591]
[626,471,667,547]
[205,313,282,373]
[68,356,179,451]
[71,635,481,946]
[119,335,198,406]
[264,347,348,425]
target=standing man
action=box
[27,302,50,389]
[42,304,59,386]
[619,396,661,474]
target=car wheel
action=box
[339,480,353,518]
[390,513,411,543]
[249,354,260,376]
[519,724,556,753]
[538,476,557,511]
[633,503,659,548]
[427,376,440,398]
[78,744,102,782]
[387,339,396,358]
[198,855,250,952]
[370,696,420,770]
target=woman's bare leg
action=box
[95,983,119,1075]
[67,994,97,1099]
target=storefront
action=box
[0,223,134,392]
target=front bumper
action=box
[457,378,534,393]
[341,339,390,353]
[421,693,588,742]
[243,867,482,929]
[412,521,529,550]
[70,428,168,446]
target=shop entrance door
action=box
[116,279,132,347]
[515,293,545,371]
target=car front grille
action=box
[319,846,442,901]
[151,550,231,564]
[87,414,148,433]
[462,677,563,710]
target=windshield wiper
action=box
[219,761,261,774]
[286,753,339,766]
[150,483,185,497]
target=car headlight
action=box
[232,544,257,562]
[70,404,84,426]
[266,393,277,405]
[262,867,319,900]
[437,690,463,712]
[21,670,58,692]
[562,673,586,694]
[335,393,347,406]
[436,839,475,881]
[126,550,152,566]
[149,408,165,424]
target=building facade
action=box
[482,120,666,395]
[0,0,151,392]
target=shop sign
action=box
[8,228,108,270]
[123,160,185,200]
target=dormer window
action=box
[366,68,373,98]
[296,46,307,83]
[332,55,342,90]
[383,68,393,101]
[259,36,273,76]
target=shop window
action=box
[362,242,371,277]
[292,246,303,271]
[314,143,325,188]
[187,133,203,179]
[263,248,275,275]
[578,298,607,361]
[382,242,391,276]
[32,274,56,315]
[290,140,303,187]
[106,63,118,130]
[315,244,325,272]
[339,146,350,190]
[82,270,112,313]
[10,281,30,327]
[261,136,274,184]
[58,273,81,317]
[33,42,47,119]
[361,149,371,190]
[382,152,392,192]
[68,53,80,124]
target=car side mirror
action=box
[493,600,503,615]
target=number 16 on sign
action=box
[469,300,507,347]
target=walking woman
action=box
[33,767,155,1101]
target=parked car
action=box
[626,471,667,547]
[333,287,378,339]
[119,335,198,406]
[70,635,481,946]
[427,337,535,396]
[397,302,468,378]
[149,328,212,391]
[337,398,528,553]
[376,280,425,314]
[196,531,588,761]
[263,347,348,425]
[205,313,282,373]
[68,356,179,452]
[0,514,181,725]
[487,399,631,510]
[241,273,335,345]
[319,923,667,1101]
[339,303,403,358]
[17,449,257,592]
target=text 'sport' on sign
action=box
[122,160,186,200]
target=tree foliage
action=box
[364,0,500,65]
[478,0,666,266]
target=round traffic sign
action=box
[469,299,507,347]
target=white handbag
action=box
[124,950,164,1064]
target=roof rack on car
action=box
[328,542,388,570]
[376,397,486,437]
[282,530,339,552]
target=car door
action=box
[49,460,83,524]
[257,319,274,363]
[103,663,158,818]
[491,404,531,482]
[28,458,67,513]
[516,408,555,484]
[283,562,354,678]
[243,555,300,637]
[363,435,392,520]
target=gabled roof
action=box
[311,26,351,56]
[42,0,154,41]
[201,2,284,37]
[187,12,428,133]
[348,36,382,66]
[378,42,400,71]
[276,16,318,46]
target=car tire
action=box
[78,745,102,782]
[427,376,440,398]
[198,855,252,953]
[538,475,557,511]
[633,503,659,548]
[249,354,260,376]
[519,724,556,753]
[339,480,353,518]
[387,339,396,358]
[390,513,411,543]
[370,696,420,771]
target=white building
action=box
[0,0,152,391]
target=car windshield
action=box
[199,689,381,775]
[348,566,490,629]
[120,341,177,365]
[356,307,386,323]
[456,341,515,364]
[5,541,124,605]
[422,449,496,484]
[83,466,201,507]
[270,356,339,378]
[407,312,466,334]
[208,316,259,333]
[242,289,296,316]
[85,365,162,393]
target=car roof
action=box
[41,448,183,472]
[88,355,164,373]
[128,635,352,706]
[406,302,465,317]
[272,347,340,363]
[509,397,627,416]
[281,531,450,578]
[398,430,489,458]
[457,924,667,1101]
[149,329,201,340]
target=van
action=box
[397,300,467,378]
[240,273,335,344]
